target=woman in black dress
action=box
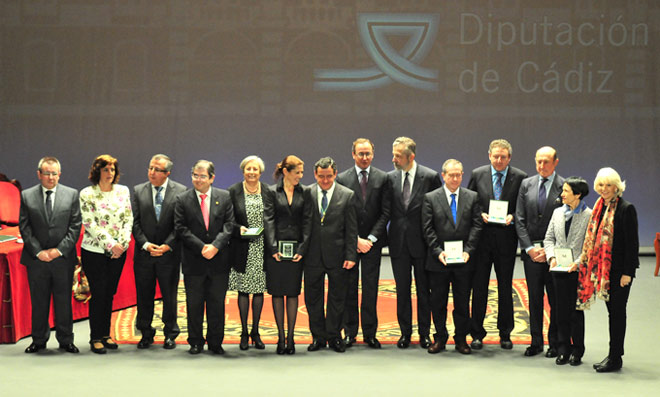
[263,155,311,354]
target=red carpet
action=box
[111,279,549,345]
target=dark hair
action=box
[192,160,215,178]
[564,176,589,200]
[273,155,304,180]
[314,157,337,173]
[88,154,119,185]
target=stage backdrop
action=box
[1,1,658,245]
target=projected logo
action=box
[314,13,439,92]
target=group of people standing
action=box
[18,137,638,373]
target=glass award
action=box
[278,240,298,260]
[241,227,263,239]
[444,240,464,264]
[551,248,574,272]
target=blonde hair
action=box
[594,167,626,197]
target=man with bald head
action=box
[515,146,564,358]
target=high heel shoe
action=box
[285,340,296,355]
[239,333,249,351]
[276,339,286,355]
[250,331,265,350]
[90,340,107,354]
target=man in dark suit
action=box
[132,154,187,350]
[468,139,527,350]
[19,157,82,354]
[422,159,482,355]
[388,136,442,349]
[336,138,390,349]
[174,160,234,355]
[305,157,358,353]
[515,146,563,357]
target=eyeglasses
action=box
[149,166,168,173]
[192,173,209,180]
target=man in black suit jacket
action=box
[19,157,82,354]
[422,159,482,355]
[305,157,358,353]
[515,146,564,357]
[174,160,234,355]
[467,139,527,350]
[336,138,390,349]
[132,154,187,350]
[387,137,442,349]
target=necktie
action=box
[154,186,163,221]
[200,193,209,230]
[450,193,457,225]
[494,172,503,200]
[321,190,328,220]
[359,170,368,201]
[45,190,53,220]
[538,177,548,214]
[402,172,411,209]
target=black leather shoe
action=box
[307,338,326,352]
[569,354,582,366]
[524,345,543,356]
[250,331,265,350]
[365,336,381,349]
[239,333,249,351]
[545,346,558,358]
[331,338,346,353]
[500,338,513,350]
[137,335,154,349]
[397,335,411,349]
[593,356,610,369]
[343,335,356,348]
[90,340,107,354]
[595,357,622,373]
[25,343,46,353]
[427,341,445,354]
[210,345,225,355]
[59,343,79,353]
[188,345,202,355]
[163,337,176,350]
[419,335,432,349]
[470,339,483,350]
[101,337,118,350]
[455,342,472,355]
[556,354,570,365]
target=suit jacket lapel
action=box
[437,187,455,228]
[455,188,468,229]
[410,171,423,203]
[544,178,562,217]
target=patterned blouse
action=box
[80,184,133,254]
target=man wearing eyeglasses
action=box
[19,157,82,354]
[131,154,187,350]
[174,160,234,355]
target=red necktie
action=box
[200,194,209,230]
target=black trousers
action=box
[523,256,557,348]
[342,246,382,339]
[606,272,632,358]
[81,249,126,341]
[183,271,228,348]
[429,266,471,345]
[391,244,431,337]
[26,257,75,345]
[304,264,348,342]
[470,235,517,340]
[134,257,180,339]
[552,271,584,357]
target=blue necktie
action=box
[450,193,457,225]
[494,172,503,200]
[321,190,328,219]
[155,186,163,221]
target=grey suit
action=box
[19,184,82,345]
[132,179,186,339]
[515,174,564,349]
[304,183,358,343]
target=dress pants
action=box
[391,244,431,337]
[304,264,348,343]
[342,246,382,339]
[552,271,584,357]
[134,257,180,339]
[26,257,75,345]
[429,266,471,344]
[523,256,557,348]
[81,249,126,341]
[184,271,228,348]
[470,228,517,340]
[605,272,632,358]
